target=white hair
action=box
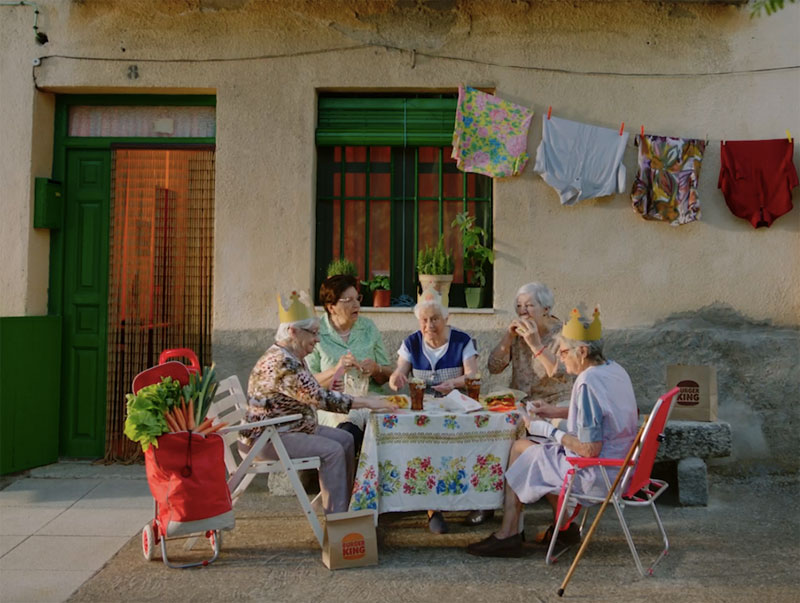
[515,282,554,313]
[413,298,448,320]
[275,317,318,342]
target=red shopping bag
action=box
[145,432,235,537]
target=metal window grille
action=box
[315,144,492,306]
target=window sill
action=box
[315,306,495,315]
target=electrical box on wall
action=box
[33,177,63,229]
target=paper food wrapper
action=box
[440,390,483,413]
[322,510,378,570]
[666,365,718,422]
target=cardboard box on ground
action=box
[322,510,378,569]
[666,365,718,421]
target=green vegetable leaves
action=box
[123,365,218,451]
[123,377,182,452]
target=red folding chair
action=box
[158,348,201,375]
[546,387,680,577]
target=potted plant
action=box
[452,211,494,308]
[326,257,358,278]
[416,234,455,307]
[361,273,391,307]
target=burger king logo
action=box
[676,380,700,406]
[341,532,366,560]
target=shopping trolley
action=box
[134,363,235,568]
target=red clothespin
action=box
[619,122,625,136]
[547,106,552,120]
[640,125,645,138]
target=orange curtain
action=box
[106,148,215,462]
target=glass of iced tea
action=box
[408,377,425,411]
[465,373,482,401]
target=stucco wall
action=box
[0,1,798,468]
[1,0,797,324]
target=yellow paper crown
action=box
[562,307,602,341]
[277,290,315,324]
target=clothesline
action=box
[451,85,797,229]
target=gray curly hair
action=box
[515,282,554,314]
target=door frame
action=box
[49,94,216,457]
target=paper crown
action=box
[277,290,315,324]
[562,307,602,342]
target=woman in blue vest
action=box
[389,289,487,533]
[389,289,479,396]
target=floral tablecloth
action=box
[349,407,521,513]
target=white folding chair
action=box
[546,386,680,577]
[210,375,324,546]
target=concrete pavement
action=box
[1,462,798,602]
[0,462,152,603]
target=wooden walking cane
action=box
[557,416,649,597]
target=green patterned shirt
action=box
[306,314,390,393]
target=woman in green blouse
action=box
[307,275,394,452]
[308,275,393,392]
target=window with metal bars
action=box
[315,95,493,307]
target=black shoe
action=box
[464,509,495,526]
[466,532,524,557]
[428,511,449,534]
[536,522,581,547]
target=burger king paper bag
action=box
[666,365,718,421]
[322,510,378,569]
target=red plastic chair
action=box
[133,361,191,394]
[158,348,201,375]
[546,386,680,577]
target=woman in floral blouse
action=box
[241,294,395,514]
[488,282,572,415]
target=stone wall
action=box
[215,304,799,475]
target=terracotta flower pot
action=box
[372,289,391,307]
[418,274,454,307]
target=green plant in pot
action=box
[416,234,455,307]
[452,211,494,308]
[361,273,391,307]
[326,257,358,278]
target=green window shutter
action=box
[316,97,457,147]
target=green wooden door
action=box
[60,149,111,457]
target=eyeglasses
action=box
[300,327,320,336]
[516,303,539,312]
[558,348,571,359]
[338,294,363,305]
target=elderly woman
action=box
[308,275,393,392]
[308,275,393,452]
[488,282,572,418]
[240,291,395,514]
[389,289,479,397]
[389,289,481,533]
[467,308,638,557]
